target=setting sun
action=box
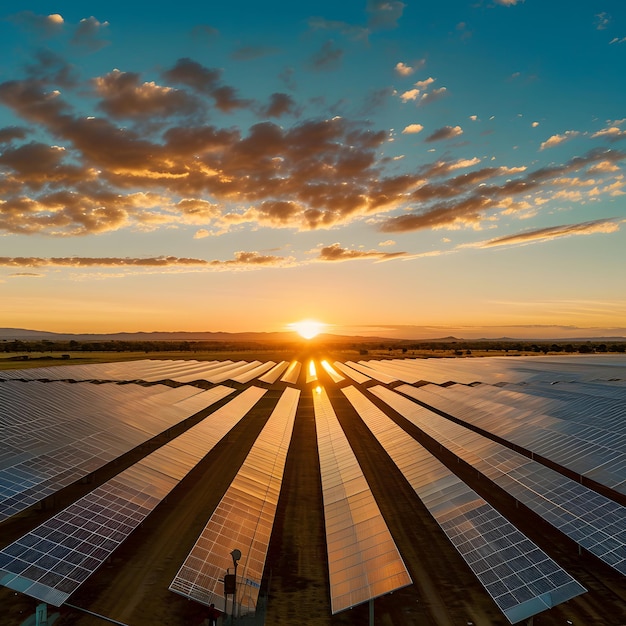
[288,319,326,339]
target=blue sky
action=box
[1,1,625,338]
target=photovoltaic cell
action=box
[405,382,626,494]
[0,387,267,606]
[169,387,300,614]
[374,384,626,577]
[342,385,586,624]
[313,386,411,614]
[0,382,228,522]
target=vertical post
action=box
[36,603,48,626]
[369,598,374,625]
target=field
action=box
[1,352,625,626]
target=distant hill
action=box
[0,328,624,344]
[0,328,399,344]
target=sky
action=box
[1,1,625,339]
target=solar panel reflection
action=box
[0,386,266,606]
[408,381,626,493]
[169,387,300,615]
[313,386,411,614]
[342,386,586,624]
[0,382,220,522]
[376,384,626,577]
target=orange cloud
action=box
[474,218,621,248]
[316,243,406,262]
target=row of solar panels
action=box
[351,358,626,495]
[1,380,593,623]
[1,357,625,623]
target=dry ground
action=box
[1,357,625,625]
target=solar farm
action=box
[1,354,625,625]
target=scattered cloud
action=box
[540,130,580,150]
[595,12,611,30]
[378,148,625,233]
[610,36,626,45]
[0,252,295,270]
[471,218,622,248]
[425,125,463,142]
[532,121,539,127]
[395,61,424,76]
[592,125,626,142]
[309,40,344,71]
[402,123,424,134]
[367,1,407,30]
[494,0,524,6]
[316,243,406,262]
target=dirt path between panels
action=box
[2,376,626,626]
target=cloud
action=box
[418,87,447,105]
[258,92,299,118]
[425,125,463,142]
[309,41,344,71]
[367,1,406,30]
[9,272,43,277]
[472,218,622,248]
[316,243,406,262]
[539,130,579,150]
[379,239,396,247]
[71,16,110,52]
[7,11,65,38]
[610,36,626,44]
[592,126,626,142]
[161,58,252,112]
[595,12,610,30]
[0,252,295,269]
[93,70,202,119]
[378,148,625,233]
[395,61,424,77]
[494,0,524,5]
[402,124,423,134]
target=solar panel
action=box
[0,386,267,606]
[374,384,626,577]
[0,382,229,522]
[332,361,371,384]
[313,386,411,614]
[258,361,290,384]
[280,361,301,384]
[407,381,626,494]
[169,387,300,614]
[342,385,587,624]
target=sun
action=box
[288,319,326,339]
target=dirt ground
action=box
[1,359,625,626]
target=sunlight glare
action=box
[289,319,326,339]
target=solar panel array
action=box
[341,385,586,624]
[406,381,626,494]
[0,386,266,606]
[169,387,300,614]
[372,384,626,576]
[0,381,226,522]
[313,386,411,613]
[359,355,626,386]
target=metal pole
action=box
[369,598,374,625]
